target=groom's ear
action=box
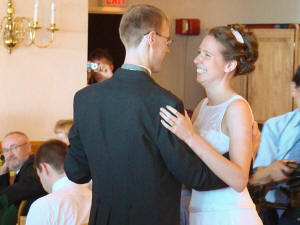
[145,31,156,47]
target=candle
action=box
[33,0,39,23]
[51,1,56,25]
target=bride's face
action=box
[193,35,228,86]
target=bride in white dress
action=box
[160,25,262,225]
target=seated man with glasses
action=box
[0,131,46,225]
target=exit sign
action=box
[98,0,127,7]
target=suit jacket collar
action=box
[14,155,34,182]
[114,68,155,83]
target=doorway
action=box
[88,13,125,71]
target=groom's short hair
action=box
[119,4,169,48]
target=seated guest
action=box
[26,140,92,225]
[0,131,46,225]
[54,119,73,145]
[250,66,300,225]
[54,120,92,190]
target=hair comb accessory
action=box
[230,28,244,44]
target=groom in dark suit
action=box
[64,4,228,225]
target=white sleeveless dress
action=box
[189,95,262,225]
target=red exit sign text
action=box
[105,0,125,6]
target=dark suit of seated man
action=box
[0,131,47,225]
[64,4,229,225]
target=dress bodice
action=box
[193,95,245,155]
[190,95,257,213]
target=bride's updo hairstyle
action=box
[208,24,258,76]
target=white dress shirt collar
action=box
[121,64,152,76]
[52,176,73,193]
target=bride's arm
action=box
[160,100,253,192]
[221,100,253,191]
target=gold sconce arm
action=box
[1,0,59,54]
[0,16,8,31]
[30,23,59,48]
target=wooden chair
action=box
[16,200,27,225]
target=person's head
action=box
[34,139,67,193]
[54,119,73,144]
[194,24,258,86]
[88,48,114,84]
[291,66,300,109]
[119,4,171,73]
[1,131,31,172]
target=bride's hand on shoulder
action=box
[159,105,195,143]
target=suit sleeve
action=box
[0,164,45,207]
[0,173,10,191]
[64,92,91,184]
[157,101,228,191]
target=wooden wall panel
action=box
[29,141,44,155]
[231,75,248,99]
[247,29,295,123]
[296,27,300,69]
[294,27,300,110]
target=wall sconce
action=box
[0,0,58,54]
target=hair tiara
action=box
[230,28,244,44]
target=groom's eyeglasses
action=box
[144,31,173,47]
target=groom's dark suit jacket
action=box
[64,68,228,225]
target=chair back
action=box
[16,200,27,225]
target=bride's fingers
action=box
[159,111,167,120]
[159,109,169,120]
[161,119,173,131]
[166,105,181,118]
[184,110,189,118]
[159,112,173,126]
[160,107,178,121]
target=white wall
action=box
[0,0,87,140]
